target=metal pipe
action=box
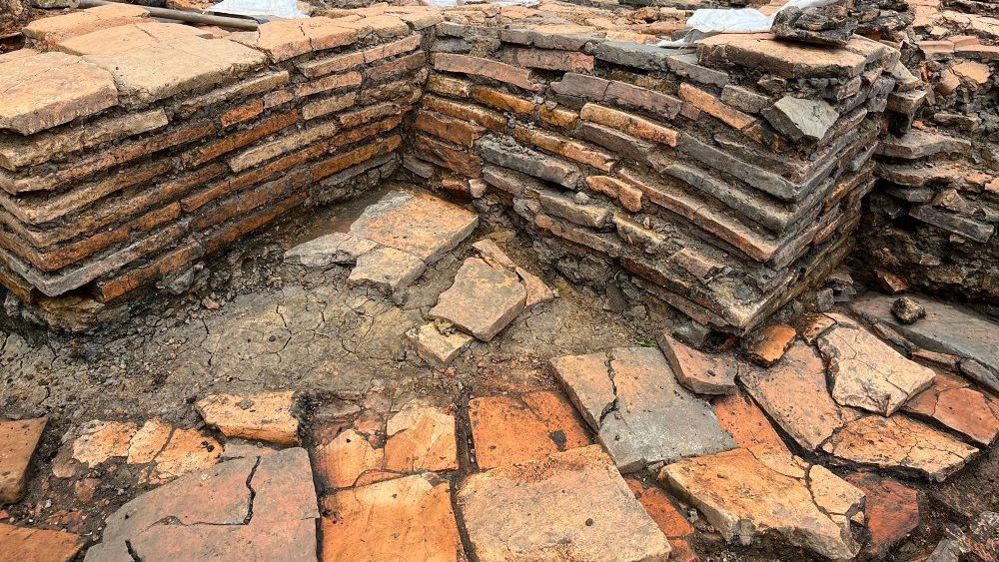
[75,0,260,30]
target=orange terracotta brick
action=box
[24,203,181,272]
[311,135,401,181]
[421,95,506,131]
[296,51,365,79]
[470,85,536,115]
[513,126,617,172]
[338,102,404,129]
[95,240,203,302]
[413,134,481,178]
[426,74,471,97]
[334,115,403,147]
[295,71,362,98]
[193,171,307,231]
[580,103,678,146]
[361,34,422,64]
[712,390,789,453]
[744,324,797,367]
[364,51,426,82]
[538,105,578,128]
[469,391,590,469]
[585,175,642,212]
[201,190,307,255]
[678,83,756,131]
[182,111,298,168]
[432,53,541,91]
[220,99,265,128]
[414,110,485,147]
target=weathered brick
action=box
[338,14,409,39]
[12,163,225,249]
[338,101,404,129]
[0,109,168,171]
[413,135,482,178]
[471,85,536,115]
[358,79,419,105]
[538,105,578,128]
[1,120,214,195]
[295,71,362,98]
[585,175,642,212]
[302,92,358,121]
[335,115,403,147]
[720,85,770,114]
[312,135,402,180]
[201,191,307,255]
[228,119,340,173]
[605,81,682,119]
[23,202,181,272]
[512,126,617,172]
[182,111,297,168]
[220,99,265,128]
[504,48,594,72]
[193,170,306,231]
[231,18,358,62]
[425,75,469,99]
[296,51,364,78]
[364,51,426,82]
[362,34,422,63]
[177,71,289,118]
[182,145,325,212]
[22,4,149,46]
[476,137,580,188]
[579,103,678,146]
[550,72,610,100]
[432,53,541,91]
[422,95,506,131]
[95,240,203,302]
[0,160,170,226]
[263,88,295,109]
[414,111,486,147]
[678,83,756,130]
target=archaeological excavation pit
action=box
[0,0,998,561]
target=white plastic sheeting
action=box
[209,0,308,19]
[657,0,840,46]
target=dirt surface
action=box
[1,184,996,560]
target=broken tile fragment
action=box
[472,238,554,310]
[903,373,999,446]
[712,390,789,455]
[0,523,83,562]
[321,472,462,562]
[821,415,978,482]
[349,190,478,264]
[739,342,863,451]
[763,95,840,141]
[743,323,797,367]
[84,448,319,561]
[347,246,426,294]
[429,257,527,342]
[851,294,999,393]
[313,429,384,489]
[0,417,46,504]
[658,333,739,395]
[127,419,222,484]
[626,478,697,560]
[283,233,377,267]
[846,472,920,559]
[817,314,936,415]
[551,347,734,472]
[794,312,837,344]
[662,447,862,559]
[405,322,473,369]
[52,420,138,478]
[383,403,457,472]
[469,391,590,469]
[196,390,299,446]
[459,445,671,562]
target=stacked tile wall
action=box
[0,4,437,306]
[405,18,899,334]
[861,0,998,302]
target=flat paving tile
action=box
[459,445,671,562]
